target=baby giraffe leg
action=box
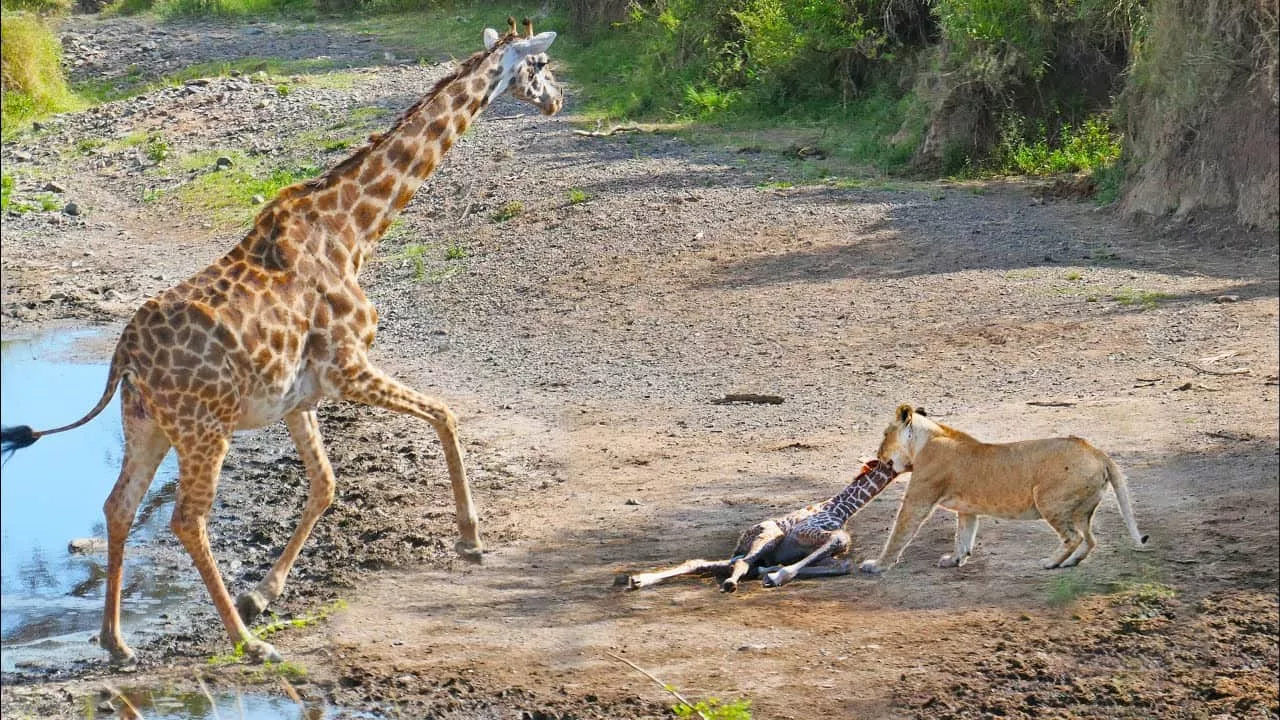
[623,558,735,590]
[722,522,783,593]
[763,531,850,588]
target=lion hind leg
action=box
[1058,503,1100,568]
[1039,510,1085,569]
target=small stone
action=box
[215,155,233,169]
[96,700,115,714]
[43,181,67,193]
[251,194,266,204]
[624,498,641,506]
[63,201,81,216]
[69,537,107,555]
[12,150,32,162]
[1213,295,1241,303]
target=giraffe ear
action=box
[518,31,556,55]
[483,28,500,51]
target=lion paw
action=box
[858,559,883,575]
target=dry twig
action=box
[606,651,710,720]
[1158,354,1251,376]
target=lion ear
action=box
[896,404,914,424]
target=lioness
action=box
[859,405,1148,573]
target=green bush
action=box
[1,11,79,134]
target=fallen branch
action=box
[1198,350,1240,365]
[1158,354,1251,376]
[606,651,709,720]
[712,393,784,405]
[1026,399,1077,407]
[573,125,644,137]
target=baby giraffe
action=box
[624,458,900,592]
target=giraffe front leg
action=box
[337,358,482,562]
[763,531,850,588]
[237,410,335,624]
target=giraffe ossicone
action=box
[622,458,902,593]
[0,20,562,665]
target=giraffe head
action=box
[482,17,564,116]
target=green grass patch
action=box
[566,187,588,205]
[75,57,341,106]
[175,158,321,227]
[1,11,83,138]
[0,174,12,212]
[491,200,523,222]
[673,696,752,720]
[1045,573,1099,608]
[1111,288,1170,310]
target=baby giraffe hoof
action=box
[719,579,739,593]
[454,538,484,564]
[235,589,271,625]
[762,570,791,588]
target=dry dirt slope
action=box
[1,14,1278,720]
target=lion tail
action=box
[1103,455,1149,546]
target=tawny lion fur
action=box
[860,405,1148,574]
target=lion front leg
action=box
[860,483,939,575]
[938,512,979,568]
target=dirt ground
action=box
[2,15,1278,720]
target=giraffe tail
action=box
[2,340,130,458]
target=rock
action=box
[216,155,234,169]
[43,181,67,194]
[251,194,266,204]
[96,700,115,714]
[1213,294,1241,303]
[69,537,108,555]
[11,150,32,162]
[63,202,81,216]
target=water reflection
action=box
[105,686,358,720]
[0,330,196,671]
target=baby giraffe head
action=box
[876,404,933,472]
[483,17,564,116]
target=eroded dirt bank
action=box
[2,14,1277,720]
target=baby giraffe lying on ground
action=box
[623,459,900,592]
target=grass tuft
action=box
[1,11,81,137]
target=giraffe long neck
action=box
[270,47,509,271]
[819,461,898,523]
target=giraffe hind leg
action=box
[171,428,281,663]
[236,409,335,624]
[100,385,171,665]
[722,522,784,593]
[621,558,736,590]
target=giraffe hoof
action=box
[106,645,138,667]
[719,579,739,593]
[245,640,284,664]
[236,590,271,625]
[454,539,484,564]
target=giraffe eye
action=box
[532,60,547,72]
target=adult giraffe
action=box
[2,18,562,664]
